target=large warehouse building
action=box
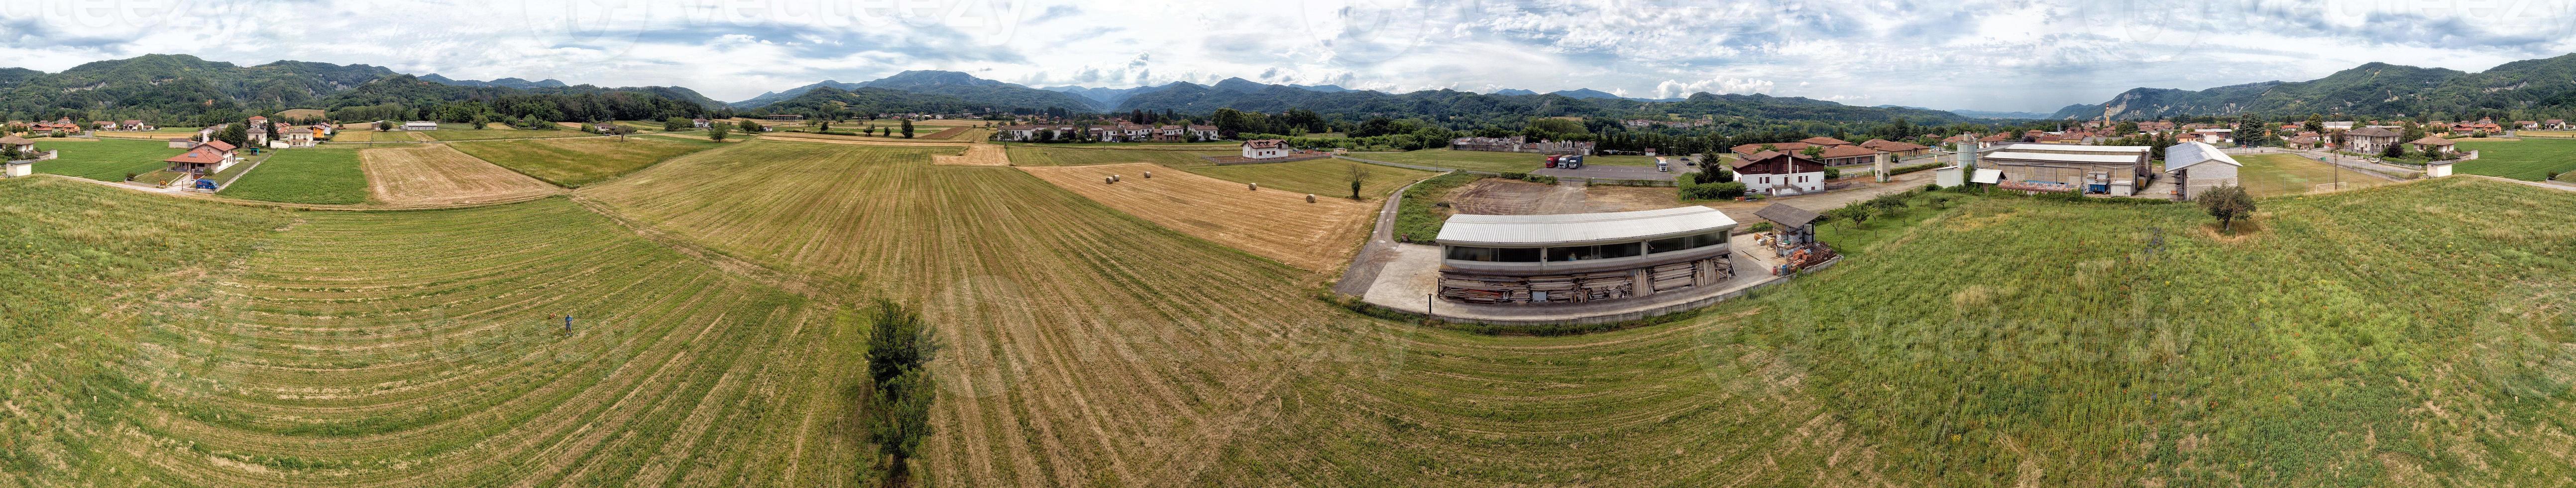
[1979,143,2153,196]
[1432,206,1738,305]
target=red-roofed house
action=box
[2548,119,2567,129]
[1811,144,1881,167]
[1731,151,1826,196]
[1859,139,1930,157]
[164,141,239,174]
[1240,139,1292,159]
[2517,121,2540,129]
[1797,136,1854,147]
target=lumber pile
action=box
[1439,255,1735,305]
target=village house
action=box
[1730,151,1827,196]
[2344,126,2402,154]
[1977,133,2016,148]
[2517,121,2540,129]
[1239,139,1293,159]
[2323,121,2354,130]
[163,140,239,175]
[692,118,712,128]
[2547,119,2567,129]
[2162,141,2241,201]
[0,134,36,154]
[30,118,80,133]
[121,120,151,131]
[92,121,117,131]
[281,126,317,147]
[2409,136,2456,157]
[1188,124,1219,141]
[2191,128,2233,145]
[2283,135,2322,150]
[1978,143,2152,196]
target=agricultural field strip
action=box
[359,144,561,206]
[1017,162,1379,273]
[96,198,862,486]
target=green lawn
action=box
[1002,144,1233,166]
[219,148,369,204]
[2233,153,2393,196]
[1355,149,1665,172]
[29,137,179,181]
[2454,137,2576,180]
[417,127,594,141]
[448,135,723,187]
[1182,158,1436,199]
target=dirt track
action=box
[1019,162,1375,273]
[361,144,561,206]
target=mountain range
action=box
[0,54,727,123]
[2048,53,2576,120]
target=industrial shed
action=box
[2163,141,2241,201]
[1433,206,1738,304]
[1980,143,2151,196]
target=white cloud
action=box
[0,0,2567,110]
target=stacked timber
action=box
[1649,261,1698,292]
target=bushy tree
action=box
[862,299,937,484]
[664,117,689,131]
[707,123,729,142]
[738,119,761,132]
[900,120,915,138]
[2198,185,2255,232]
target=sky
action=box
[2,0,2573,112]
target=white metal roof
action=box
[1995,143,2151,153]
[1971,168,2004,184]
[1436,206,1738,246]
[2162,141,2241,171]
[1983,151,2144,164]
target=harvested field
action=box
[920,126,965,139]
[1182,158,1435,199]
[930,143,1009,166]
[418,128,589,141]
[359,143,560,206]
[760,132,970,147]
[1018,162,1376,272]
[448,136,721,188]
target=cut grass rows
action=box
[448,136,721,188]
[220,148,371,204]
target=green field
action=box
[448,136,720,187]
[1182,158,1436,199]
[417,127,594,141]
[1001,144,1233,166]
[10,131,2576,486]
[2455,137,2576,180]
[1356,148,1663,172]
[2233,152,2394,196]
[219,147,370,204]
[30,137,178,181]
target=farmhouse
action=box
[163,140,238,174]
[2344,126,2402,154]
[1731,150,1827,195]
[0,134,34,154]
[1187,124,1219,140]
[2191,128,2233,145]
[2517,121,2540,129]
[2162,141,2241,201]
[2408,135,2455,157]
[1433,206,1738,305]
[1239,139,1293,159]
[1979,143,2151,196]
[404,121,440,131]
[281,126,317,147]
[691,118,711,128]
[2548,119,2566,129]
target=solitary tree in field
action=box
[1345,163,1372,199]
[901,120,915,138]
[738,119,761,132]
[864,299,937,485]
[2198,185,2256,233]
[707,123,729,142]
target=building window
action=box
[1445,246,1541,262]
[1647,232,1730,254]
[1546,244,1642,261]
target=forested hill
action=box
[2049,53,2576,120]
[729,70,1096,112]
[0,54,719,125]
[1114,83,1970,127]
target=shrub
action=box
[1691,168,1734,184]
[1745,222,1776,234]
[1499,171,1529,180]
[1681,181,1746,200]
[1523,174,1558,184]
[1823,167,1843,179]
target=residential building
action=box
[2344,127,2402,154]
[2409,136,2455,157]
[2191,128,2233,145]
[2163,141,2241,201]
[1187,125,1219,140]
[2517,121,2540,129]
[0,134,34,154]
[163,140,239,174]
[1240,139,1293,159]
[692,118,712,128]
[281,126,317,147]
[1731,151,1827,196]
[2547,119,2566,129]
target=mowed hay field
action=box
[30,136,177,181]
[2234,152,2394,196]
[1177,158,1434,199]
[221,148,371,205]
[580,139,1387,486]
[0,179,861,486]
[11,134,2576,486]
[417,128,591,141]
[2455,137,2576,180]
[449,136,719,187]
[359,144,560,206]
[1018,162,1378,272]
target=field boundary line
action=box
[39,172,563,212]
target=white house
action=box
[1187,124,1219,140]
[404,121,440,131]
[2163,141,2241,201]
[2192,128,2233,145]
[691,118,712,128]
[1730,151,1827,196]
[1240,139,1293,159]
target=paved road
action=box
[1332,177,1421,296]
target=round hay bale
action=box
[1143,171,1152,178]
[1111,174,1121,182]
[1104,176,1115,184]
[1248,182,1259,191]
[1306,194,1317,203]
